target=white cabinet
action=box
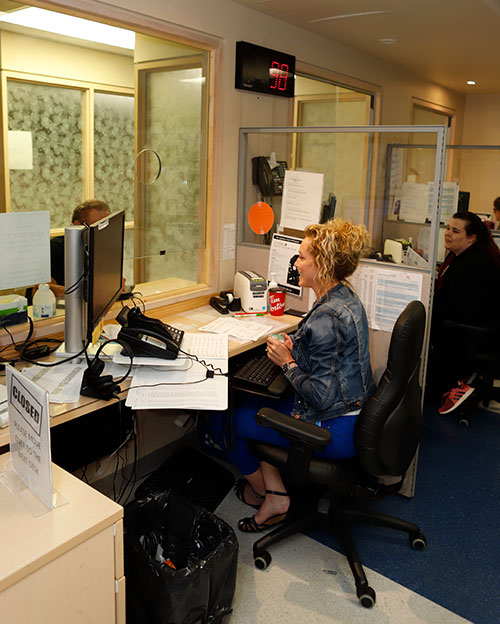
[0,455,124,623]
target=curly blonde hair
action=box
[304,218,371,290]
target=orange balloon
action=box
[248,201,274,234]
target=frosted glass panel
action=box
[138,66,204,283]
[8,81,83,228]
[93,92,134,221]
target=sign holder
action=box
[1,366,67,516]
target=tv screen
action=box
[85,210,125,340]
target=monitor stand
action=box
[53,340,122,360]
[63,225,86,355]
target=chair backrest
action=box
[354,300,426,478]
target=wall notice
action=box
[0,211,50,289]
[280,170,324,231]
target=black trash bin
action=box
[124,489,238,624]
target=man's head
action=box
[72,199,110,226]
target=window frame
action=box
[0,2,220,331]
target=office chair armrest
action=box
[256,407,331,449]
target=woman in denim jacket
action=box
[227,219,375,532]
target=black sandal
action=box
[233,478,265,507]
[237,512,288,533]
[237,490,290,533]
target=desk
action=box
[0,453,124,623]
[0,306,300,449]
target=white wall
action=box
[42,0,466,288]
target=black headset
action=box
[80,338,134,401]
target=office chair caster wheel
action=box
[458,417,469,428]
[410,532,427,551]
[254,550,272,570]
[357,586,376,608]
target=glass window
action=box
[7,81,84,226]
[135,62,206,288]
[93,91,134,221]
[93,92,135,286]
[0,5,212,305]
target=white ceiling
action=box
[229,0,500,95]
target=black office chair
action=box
[440,320,500,427]
[247,300,427,608]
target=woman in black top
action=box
[428,211,500,399]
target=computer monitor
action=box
[85,210,125,341]
[457,191,470,213]
[320,193,337,224]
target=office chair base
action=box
[251,504,426,608]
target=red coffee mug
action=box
[269,288,286,316]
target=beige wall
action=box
[458,94,500,214]
[35,0,467,289]
[0,29,134,87]
[462,94,500,144]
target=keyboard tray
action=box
[232,352,289,396]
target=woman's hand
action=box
[282,333,293,351]
[266,334,294,367]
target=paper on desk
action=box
[181,332,228,359]
[177,305,219,328]
[21,363,86,405]
[198,317,271,342]
[126,367,228,410]
[125,332,228,410]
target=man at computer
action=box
[47,199,111,299]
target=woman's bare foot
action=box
[234,479,265,506]
[253,491,290,525]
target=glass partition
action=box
[384,144,500,263]
[237,125,447,271]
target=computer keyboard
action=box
[233,352,281,389]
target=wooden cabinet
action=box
[0,455,124,623]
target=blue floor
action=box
[309,402,500,624]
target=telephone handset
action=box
[252,156,287,196]
[116,306,184,360]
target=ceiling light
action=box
[310,10,393,23]
[379,38,398,45]
[466,80,477,85]
[0,7,135,49]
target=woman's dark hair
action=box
[493,197,500,211]
[452,211,500,266]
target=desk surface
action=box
[0,306,300,449]
[0,453,122,593]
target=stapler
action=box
[210,296,229,314]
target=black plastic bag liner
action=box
[124,490,238,624]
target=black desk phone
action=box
[252,156,287,196]
[116,306,184,360]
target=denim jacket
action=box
[284,283,375,422]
